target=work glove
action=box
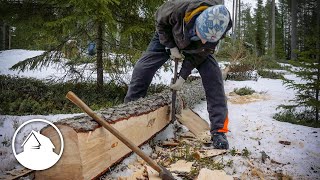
[170,47,183,60]
[170,77,185,91]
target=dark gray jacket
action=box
[155,0,232,61]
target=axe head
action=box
[159,165,176,180]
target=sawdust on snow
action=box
[227,92,269,104]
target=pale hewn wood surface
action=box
[196,169,233,180]
[176,108,210,137]
[36,79,206,179]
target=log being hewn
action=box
[35,79,205,180]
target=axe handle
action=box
[171,58,178,122]
[66,91,162,173]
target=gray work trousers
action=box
[124,33,228,133]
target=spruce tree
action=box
[6,0,166,87]
[282,0,320,123]
[241,4,255,45]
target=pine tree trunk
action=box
[234,0,238,39]
[272,0,276,59]
[316,0,320,122]
[238,0,241,39]
[290,0,297,60]
[97,21,104,89]
[232,0,235,36]
[1,22,6,50]
[256,0,264,56]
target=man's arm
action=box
[155,1,178,48]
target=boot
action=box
[211,132,229,149]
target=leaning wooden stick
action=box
[66,91,175,180]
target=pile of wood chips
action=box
[113,108,233,180]
[116,130,232,180]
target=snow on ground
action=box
[0,50,319,179]
[0,49,64,80]
[194,75,320,179]
[0,49,173,85]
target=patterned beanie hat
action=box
[196,5,230,42]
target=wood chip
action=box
[271,159,285,165]
[168,160,194,173]
[118,166,147,180]
[247,160,264,180]
[200,149,227,158]
[196,168,233,180]
[179,131,196,138]
[176,108,210,137]
[155,146,165,154]
[194,149,227,159]
[162,140,179,147]
[279,141,291,145]
[197,131,211,143]
[3,168,33,180]
[251,168,264,180]
[193,151,202,160]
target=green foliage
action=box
[226,159,233,167]
[258,70,284,79]
[0,75,166,115]
[230,147,237,156]
[280,49,320,122]
[216,39,249,61]
[3,0,166,86]
[273,109,320,128]
[233,87,255,96]
[256,55,282,69]
[241,4,255,46]
[241,147,250,158]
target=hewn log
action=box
[35,79,205,180]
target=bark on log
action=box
[35,79,205,180]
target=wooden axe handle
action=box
[66,91,162,173]
[171,58,178,122]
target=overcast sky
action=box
[224,0,279,18]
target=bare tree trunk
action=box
[234,0,238,39]
[96,21,104,89]
[238,0,241,39]
[272,0,275,59]
[8,26,11,49]
[316,0,320,122]
[290,0,297,60]
[116,23,120,49]
[232,0,235,39]
[1,22,6,50]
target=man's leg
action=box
[124,33,169,103]
[179,60,194,80]
[197,55,229,149]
